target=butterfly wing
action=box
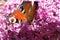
[23,1,38,24]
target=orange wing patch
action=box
[12,10,27,22]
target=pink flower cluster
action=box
[0,0,60,40]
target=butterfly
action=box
[8,1,38,24]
